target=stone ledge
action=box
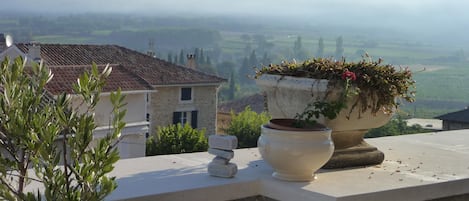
[106,130,469,201]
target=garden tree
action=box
[218,70,240,102]
[216,61,235,79]
[243,44,252,57]
[146,123,208,156]
[198,55,216,75]
[454,49,466,63]
[193,48,200,65]
[174,55,178,64]
[365,115,430,138]
[167,52,173,63]
[335,36,344,59]
[355,49,367,60]
[252,34,274,55]
[317,37,325,58]
[248,50,258,68]
[240,34,251,42]
[198,49,205,66]
[178,49,185,65]
[225,107,271,148]
[228,71,237,100]
[0,57,126,200]
[293,36,307,61]
[211,44,223,62]
[238,56,252,85]
[261,52,271,66]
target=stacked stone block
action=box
[208,135,238,178]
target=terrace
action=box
[104,129,469,201]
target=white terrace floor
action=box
[107,130,469,201]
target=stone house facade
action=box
[150,85,219,134]
[0,42,225,158]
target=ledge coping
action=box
[107,130,469,201]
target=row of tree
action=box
[292,36,344,61]
[161,34,346,103]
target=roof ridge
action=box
[48,64,121,68]
[116,64,154,90]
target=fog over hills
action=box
[2,0,469,46]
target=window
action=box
[180,87,192,102]
[173,110,198,128]
[173,111,188,125]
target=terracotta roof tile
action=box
[16,43,226,86]
[46,64,153,95]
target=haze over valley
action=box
[2,0,469,118]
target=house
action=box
[0,41,225,158]
[435,108,469,130]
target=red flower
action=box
[342,70,356,81]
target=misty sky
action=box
[4,0,468,18]
[3,0,469,39]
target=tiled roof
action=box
[435,108,469,123]
[218,93,266,114]
[16,43,225,86]
[47,64,152,95]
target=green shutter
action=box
[191,110,198,128]
[173,112,181,124]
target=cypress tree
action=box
[335,36,344,59]
[179,49,185,65]
[317,37,325,58]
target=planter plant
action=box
[255,57,415,169]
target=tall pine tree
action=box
[179,49,185,65]
[239,56,252,84]
[317,37,325,58]
[335,36,344,59]
[248,50,258,67]
[228,71,236,100]
[167,53,173,63]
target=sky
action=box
[3,0,468,17]
[3,0,468,43]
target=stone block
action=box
[209,135,238,150]
[208,162,238,178]
[211,156,229,165]
[208,148,234,160]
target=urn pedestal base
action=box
[322,130,384,169]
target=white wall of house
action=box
[71,92,150,159]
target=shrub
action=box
[365,115,430,138]
[146,123,208,156]
[0,57,124,200]
[225,106,271,148]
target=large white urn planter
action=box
[256,74,392,168]
[258,123,333,181]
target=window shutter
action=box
[191,110,198,128]
[173,112,181,124]
[181,87,192,101]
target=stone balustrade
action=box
[25,130,469,201]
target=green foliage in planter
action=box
[0,57,125,200]
[225,106,271,148]
[146,123,208,156]
[255,57,416,126]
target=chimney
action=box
[28,42,41,62]
[186,54,196,69]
